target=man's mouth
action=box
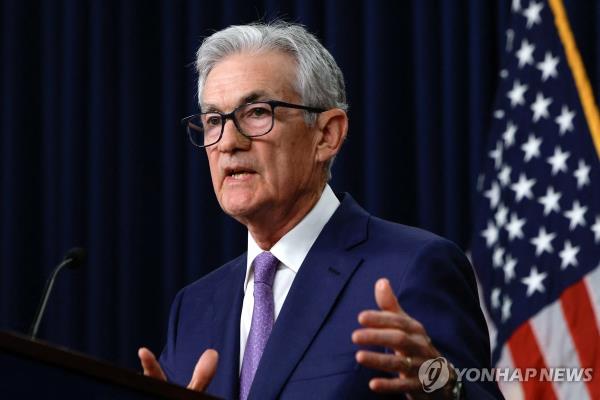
[230,172,252,180]
[224,167,256,181]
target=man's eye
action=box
[246,106,271,118]
[205,115,221,126]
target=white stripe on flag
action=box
[530,299,590,400]
[583,264,600,333]
[496,345,524,400]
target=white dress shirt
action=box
[239,184,340,370]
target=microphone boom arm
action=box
[28,255,78,339]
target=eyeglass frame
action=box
[181,99,327,148]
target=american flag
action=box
[470,0,600,399]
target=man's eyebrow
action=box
[200,102,221,113]
[242,91,269,104]
[201,91,271,113]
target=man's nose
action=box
[217,119,251,152]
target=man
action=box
[139,22,503,399]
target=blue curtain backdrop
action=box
[1,0,598,370]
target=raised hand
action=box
[138,347,219,392]
[352,278,456,399]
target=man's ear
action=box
[315,108,348,164]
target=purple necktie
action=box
[239,251,279,400]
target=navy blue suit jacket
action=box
[159,194,503,399]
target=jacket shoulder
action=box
[367,215,464,255]
[179,253,246,295]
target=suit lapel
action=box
[248,195,370,399]
[206,255,246,400]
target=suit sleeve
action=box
[395,238,504,399]
[158,288,185,384]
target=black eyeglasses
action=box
[181,100,326,148]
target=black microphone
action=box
[28,247,86,339]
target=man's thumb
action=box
[187,349,219,391]
[374,278,402,312]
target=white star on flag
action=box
[573,159,590,188]
[522,0,544,29]
[503,254,518,283]
[546,146,570,175]
[495,204,509,227]
[489,141,503,169]
[538,186,561,215]
[507,80,528,107]
[530,92,553,122]
[502,121,518,147]
[484,181,501,209]
[521,266,548,296]
[491,288,501,309]
[501,295,512,322]
[564,200,587,230]
[481,221,499,248]
[506,29,515,52]
[505,212,526,241]
[558,240,580,269]
[493,246,506,268]
[554,105,575,134]
[530,226,556,256]
[516,39,536,68]
[498,165,512,187]
[511,173,536,202]
[521,134,542,161]
[512,0,521,12]
[592,216,600,243]
[536,51,559,81]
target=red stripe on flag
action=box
[508,321,558,400]
[560,279,600,399]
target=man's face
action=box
[202,51,324,227]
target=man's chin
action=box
[219,198,258,222]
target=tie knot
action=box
[253,251,278,286]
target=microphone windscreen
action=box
[63,247,86,269]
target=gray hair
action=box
[195,21,348,180]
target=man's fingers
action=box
[355,350,415,374]
[187,349,219,391]
[369,376,422,393]
[358,310,423,334]
[374,278,402,313]
[138,347,167,381]
[352,328,422,355]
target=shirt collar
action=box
[245,184,340,290]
